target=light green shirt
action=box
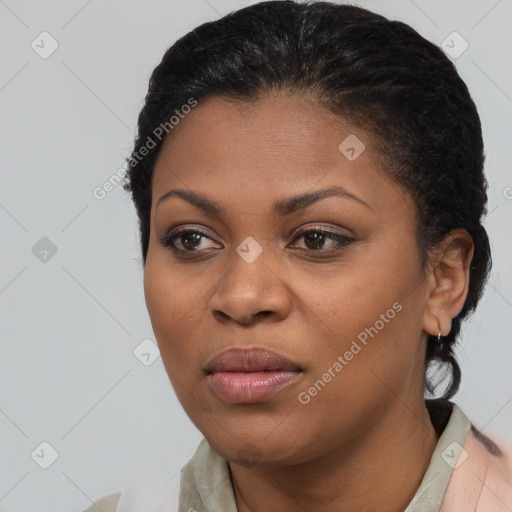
[83,402,472,512]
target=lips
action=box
[205,347,302,374]
[204,347,303,403]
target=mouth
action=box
[204,347,304,403]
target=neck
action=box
[230,399,440,512]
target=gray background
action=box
[0,0,511,510]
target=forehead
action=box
[151,93,411,217]
[154,93,361,173]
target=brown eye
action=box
[291,228,355,251]
[160,229,221,254]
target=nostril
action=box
[256,311,273,319]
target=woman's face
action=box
[144,93,432,466]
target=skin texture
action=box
[143,92,474,512]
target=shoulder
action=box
[476,432,512,509]
[81,492,122,512]
[440,405,512,511]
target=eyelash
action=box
[159,226,356,257]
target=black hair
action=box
[123,0,492,402]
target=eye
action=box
[159,225,356,258]
[289,227,355,251]
[159,228,221,255]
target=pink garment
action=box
[440,428,512,511]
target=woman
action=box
[84,1,512,511]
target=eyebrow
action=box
[156,185,372,216]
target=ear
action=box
[422,228,474,338]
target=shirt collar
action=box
[178,401,471,512]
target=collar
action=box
[177,401,472,512]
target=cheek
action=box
[143,258,202,361]
[144,246,208,328]
[143,261,210,410]
[297,253,401,343]
[297,239,424,387]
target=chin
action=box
[204,424,309,468]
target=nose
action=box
[209,246,292,326]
